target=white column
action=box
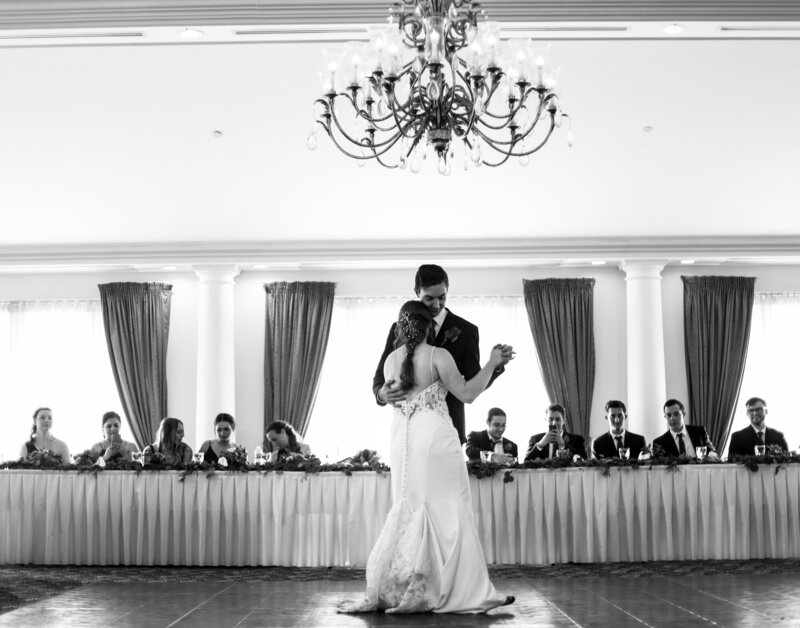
[194,265,240,442]
[621,261,667,438]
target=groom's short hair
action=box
[414,264,449,295]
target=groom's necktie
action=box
[677,433,686,455]
[757,431,765,446]
[614,436,623,450]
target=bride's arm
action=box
[434,346,508,404]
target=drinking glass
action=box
[480,450,492,463]
[617,447,630,460]
[755,445,766,456]
[696,446,707,460]
[193,451,204,464]
[131,451,143,464]
[254,446,265,466]
[556,448,570,460]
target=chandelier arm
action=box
[327,102,411,153]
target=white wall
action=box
[2,262,798,454]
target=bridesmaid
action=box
[197,412,243,464]
[18,407,70,462]
[265,420,311,462]
[142,417,193,465]
[89,411,139,463]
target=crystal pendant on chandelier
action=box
[308,0,571,173]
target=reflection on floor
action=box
[1,574,799,627]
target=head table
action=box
[1,464,798,566]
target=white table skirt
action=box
[1,465,798,566]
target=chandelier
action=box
[307,0,571,174]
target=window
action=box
[734,292,800,453]
[0,301,123,459]
[305,296,549,462]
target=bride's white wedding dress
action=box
[339,356,507,614]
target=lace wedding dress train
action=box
[339,381,507,614]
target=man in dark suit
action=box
[653,398,718,459]
[524,403,586,461]
[465,407,518,463]
[373,264,506,444]
[728,397,789,457]
[591,400,647,460]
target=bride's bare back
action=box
[384,342,499,404]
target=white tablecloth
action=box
[1,465,798,565]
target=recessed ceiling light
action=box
[591,260,606,266]
[643,125,653,133]
[212,130,224,138]
[663,23,685,35]
[680,259,696,265]
[163,265,178,271]
[180,28,204,40]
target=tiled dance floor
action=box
[2,574,800,627]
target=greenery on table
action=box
[2,446,797,479]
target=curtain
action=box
[0,300,121,456]
[736,293,800,453]
[98,282,172,449]
[523,278,596,438]
[682,275,755,452]
[264,282,335,438]
[304,295,549,462]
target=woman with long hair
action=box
[265,420,311,462]
[142,417,193,465]
[340,300,514,614]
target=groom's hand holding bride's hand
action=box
[378,378,407,406]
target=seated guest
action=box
[591,400,647,460]
[728,397,788,457]
[653,399,718,459]
[198,412,244,464]
[265,420,311,462]
[524,403,586,462]
[465,407,518,463]
[89,411,139,463]
[143,417,193,465]
[19,407,70,462]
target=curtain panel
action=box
[264,282,335,438]
[682,275,755,451]
[522,278,596,438]
[98,282,172,449]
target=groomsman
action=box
[465,407,518,463]
[727,397,788,456]
[524,403,586,461]
[372,264,506,444]
[591,400,647,459]
[652,399,718,459]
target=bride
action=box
[340,300,514,614]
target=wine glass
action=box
[131,451,142,464]
[696,446,707,460]
[618,447,630,461]
[193,451,204,464]
[755,445,766,456]
[254,446,265,466]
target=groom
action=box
[373,264,505,444]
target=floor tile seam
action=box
[164,581,239,628]
[645,591,723,626]
[525,584,583,627]
[661,575,777,618]
[593,594,657,628]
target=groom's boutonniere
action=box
[443,327,461,344]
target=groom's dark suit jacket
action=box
[727,425,788,457]
[652,424,716,457]
[592,430,647,459]
[373,308,502,444]
[465,429,518,461]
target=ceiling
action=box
[1,0,799,270]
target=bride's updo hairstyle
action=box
[396,300,433,391]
